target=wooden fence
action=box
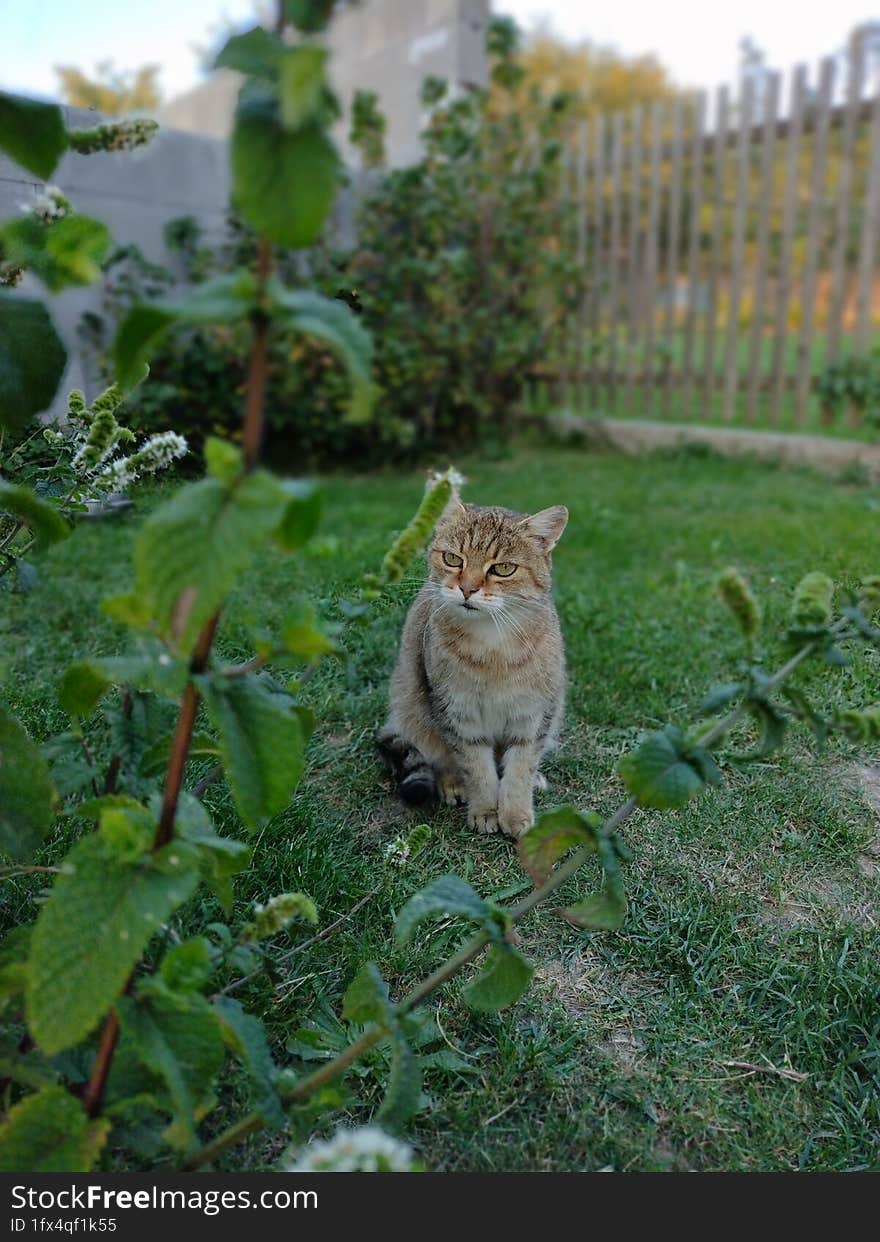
[546,41,880,431]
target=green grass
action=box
[3,443,880,1172]
[529,327,880,440]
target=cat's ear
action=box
[519,505,568,550]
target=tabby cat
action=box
[378,495,568,839]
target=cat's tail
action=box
[376,726,437,806]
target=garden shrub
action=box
[80,18,578,467]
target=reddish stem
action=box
[81,1008,120,1118]
[80,236,274,1117]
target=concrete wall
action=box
[162,0,491,166]
[0,106,229,413]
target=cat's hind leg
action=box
[376,725,437,806]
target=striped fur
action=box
[378,498,567,838]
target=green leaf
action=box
[462,946,533,1012]
[274,478,323,550]
[686,745,724,787]
[394,874,493,945]
[0,295,67,433]
[0,1087,109,1172]
[214,26,285,76]
[159,937,211,993]
[175,802,251,913]
[0,213,111,292]
[269,285,374,420]
[140,731,220,778]
[0,926,32,1016]
[117,988,224,1152]
[342,961,395,1027]
[276,602,338,662]
[135,470,291,648]
[113,271,258,391]
[378,1031,421,1131]
[340,963,422,1127]
[561,839,627,930]
[0,92,67,178]
[59,654,187,716]
[782,685,831,747]
[232,102,340,248]
[26,822,200,1054]
[562,887,627,930]
[204,436,243,485]
[737,699,788,762]
[202,676,305,830]
[699,682,744,715]
[283,0,335,32]
[279,46,329,129]
[101,591,155,629]
[0,481,69,547]
[517,805,601,884]
[214,996,285,1130]
[0,704,54,862]
[58,661,111,716]
[619,724,707,809]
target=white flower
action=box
[384,836,410,867]
[426,466,465,492]
[287,1126,416,1173]
[92,431,188,492]
[23,186,69,222]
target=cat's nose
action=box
[460,583,480,599]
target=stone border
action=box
[547,414,880,481]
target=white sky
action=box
[501,1,880,90]
[0,0,877,102]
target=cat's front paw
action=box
[497,803,534,840]
[439,773,467,806]
[468,805,499,834]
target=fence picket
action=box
[662,95,684,419]
[680,92,707,419]
[721,78,755,421]
[794,58,836,425]
[623,106,644,414]
[826,33,866,366]
[745,73,781,423]
[701,85,730,419]
[607,112,625,412]
[589,114,606,410]
[768,65,807,423]
[569,48,876,431]
[853,83,880,355]
[639,102,663,415]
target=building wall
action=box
[161,0,491,166]
[0,106,229,411]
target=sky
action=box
[0,0,877,103]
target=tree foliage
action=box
[54,62,162,115]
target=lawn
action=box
[2,443,879,1172]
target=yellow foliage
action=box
[54,62,161,115]
[492,27,678,120]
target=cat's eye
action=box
[442,551,464,568]
[489,562,517,577]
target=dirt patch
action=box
[534,951,661,1079]
[840,762,880,883]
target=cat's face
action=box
[428,501,568,622]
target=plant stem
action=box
[183,625,847,1170]
[80,233,276,1119]
[242,240,273,470]
[81,1007,121,1118]
[154,614,219,848]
